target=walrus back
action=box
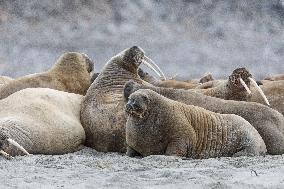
[0,73,54,100]
[178,103,265,158]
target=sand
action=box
[1,148,284,189]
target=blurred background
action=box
[0,0,283,79]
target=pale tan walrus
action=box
[0,88,85,159]
[0,52,94,100]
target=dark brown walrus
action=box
[125,89,266,158]
[80,46,165,152]
[124,80,284,155]
[192,68,269,104]
[0,52,94,100]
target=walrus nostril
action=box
[126,103,133,110]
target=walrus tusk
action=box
[7,138,30,155]
[239,78,251,94]
[142,60,163,80]
[249,77,270,106]
[143,56,166,81]
[0,150,13,159]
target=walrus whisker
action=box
[239,78,251,94]
[249,77,270,106]
[143,56,166,81]
[7,138,30,155]
[0,150,13,159]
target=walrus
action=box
[124,80,284,155]
[0,52,94,100]
[0,88,85,159]
[264,74,284,81]
[193,68,269,104]
[125,89,266,158]
[138,68,213,90]
[249,80,284,115]
[80,46,165,153]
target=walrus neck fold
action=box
[97,62,141,88]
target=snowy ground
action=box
[1,147,284,189]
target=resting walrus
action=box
[80,46,165,153]
[0,88,85,159]
[125,89,266,158]
[193,68,269,104]
[264,74,284,81]
[138,68,213,90]
[124,81,284,155]
[0,52,94,100]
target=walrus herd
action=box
[0,46,283,160]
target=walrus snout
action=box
[124,46,145,66]
[0,131,30,159]
[82,53,94,73]
[229,68,251,87]
[124,80,142,101]
[126,99,144,117]
[228,68,269,105]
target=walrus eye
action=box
[141,95,149,104]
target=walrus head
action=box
[199,73,214,83]
[126,92,150,119]
[228,68,269,105]
[51,52,94,75]
[0,129,30,159]
[124,80,143,101]
[228,68,252,90]
[114,46,166,80]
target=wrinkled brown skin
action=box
[125,89,266,159]
[124,81,284,155]
[80,46,152,153]
[0,88,85,156]
[249,80,284,115]
[0,52,94,100]
[264,74,284,81]
[193,68,252,101]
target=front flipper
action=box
[165,140,188,157]
[126,146,142,157]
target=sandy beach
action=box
[1,148,284,189]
